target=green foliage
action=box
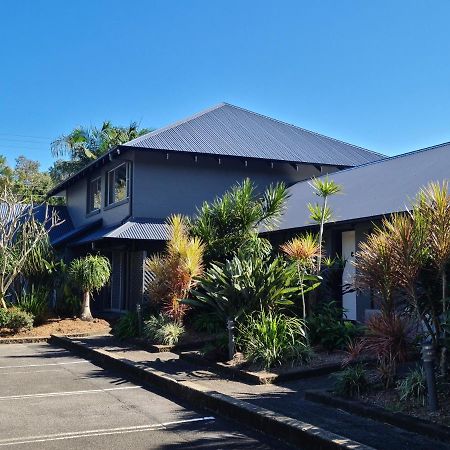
[192,311,225,334]
[68,254,111,294]
[16,286,49,325]
[0,308,9,328]
[50,121,151,183]
[308,301,359,350]
[237,310,311,369]
[143,314,185,346]
[113,312,139,340]
[189,179,288,264]
[396,367,426,406]
[185,252,300,324]
[4,307,34,332]
[333,364,368,398]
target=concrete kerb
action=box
[0,332,109,344]
[49,334,374,450]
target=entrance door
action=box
[341,230,357,320]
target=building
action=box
[48,102,383,314]
[270,141,450,321]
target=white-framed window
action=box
[106,162,130,206]
[87,176,102,213]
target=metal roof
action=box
[48,103,384,196]
[0,203,74,244]
[274,141,450,232]
[125,103,383,166]
[71,217,169,246]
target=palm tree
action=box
[51,121,151,181]
[190,178,289,264]
[68,254,111,321]
[307,177,342,272]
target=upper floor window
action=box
[106,162,130,206]
[87,177,102,213]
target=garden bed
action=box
[0,317,111,339]
[181,349,374,384]
[305,388,450,442]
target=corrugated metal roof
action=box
[125,103,383,166]
[72,218,169,245]
[48,103,384,196]
[0,203,74,244]
[274,141,450,232]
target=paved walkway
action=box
[0,342,291,449]
[70,335,450,450]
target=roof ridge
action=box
[219,103,384,158]
[124,103,227,146]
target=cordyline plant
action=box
[281,233,322,320]
[0,187,62,309]
[415,181,450,375]
[68,254,111,321]
[146,215,204,322]
[308,176,342,272]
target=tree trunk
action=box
[0,296,7,310]
[80,291,93,321]
[440,271,447,377]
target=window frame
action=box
[105,162,130,207]
[87,176,102,215]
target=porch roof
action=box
[70,217,169,246]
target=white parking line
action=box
[0,360,89,369]
[0,385,141,400]
[0,369,64,375]
[0,416,216,446]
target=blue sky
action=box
[1,0,450,169]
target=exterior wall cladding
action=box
[64,148,341,313]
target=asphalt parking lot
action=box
[0,343,289,449]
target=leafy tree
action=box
[0,156,13,191]
[189,178,288,264]
[50,121,151,183]
[0,187,62,309]
[68,254,111,321]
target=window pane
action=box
[88,178,101,212]
[114,164,128,203]
[108,171,115,205]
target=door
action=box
[341,230,357,320]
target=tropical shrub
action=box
[143,313,184,346]
[396,367,426,406]
[5,307,34,332]
[192,311,224,334]
[237,310,311,369]
[361,312,414,388]
[333,364,368,398]
[146,215,204,322]
[68,254,111,321]
[113,312,139,339]
[189,178,288,264]
[16,285,50,325]
[307,301,360,351]
[0,308,9,328]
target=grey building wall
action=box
[132,151,340,218]
[65,152,134,228]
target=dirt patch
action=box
[0,318,111,338]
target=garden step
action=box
[59,335,450,450]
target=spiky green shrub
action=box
[143,314,184,346]
[16,286,49,325]
[333,364,368,398]
[113,312,139,340]
[0,308,9,328]
[237,310,311,369]
[396,367,426,406]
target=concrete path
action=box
[71,335,450,450]
[0,342,291,449]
